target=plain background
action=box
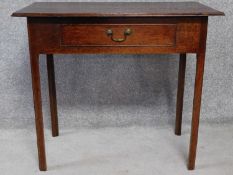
[1,0,232,129]
[1,0,233,174]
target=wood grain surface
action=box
[12,2,224,17]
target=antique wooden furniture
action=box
[12,2,224,171]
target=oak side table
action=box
[12,2,224,171]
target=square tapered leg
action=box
[175,53,186,135]
[30,52,47,171]
[47,54,59,137]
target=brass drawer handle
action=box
[106,28,132,42]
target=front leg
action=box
[188,52,205,170]
[188,18,208,170]
[30,52,47,171]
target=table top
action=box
[12,2,224,17]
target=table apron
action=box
[27,17,207,54]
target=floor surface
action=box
[1,124,233,175]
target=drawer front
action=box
[61,24,177,46]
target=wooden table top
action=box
[12,2,224,17]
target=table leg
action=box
[188,18,208,170]
[175,54,186,135]
[30,52,47,171]
[47,54,59,137]
[188,52,206,170]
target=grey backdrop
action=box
[0,0,232,129]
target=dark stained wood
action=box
[188,18,208,170]
[12,2,224,171]
[26,17,203,54]
[61,24,177,46]
[28,18,47,171]
[12,2,224,17]
[29,51,47,171]
[47,54,59,137]
[175,53,186,136]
